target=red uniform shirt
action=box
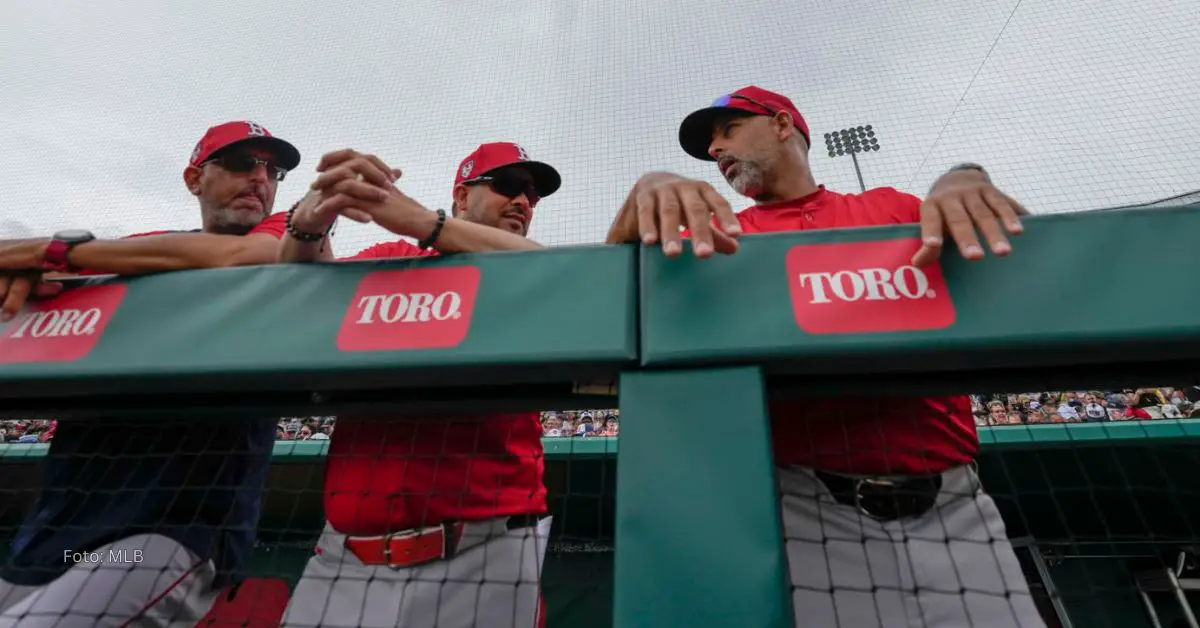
[324,238,547,534]
[723,186,978,476]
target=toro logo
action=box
[336,266,481,352]
[785,238,955,334]
[0,284,127,364]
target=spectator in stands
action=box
[1161,403,1182,419]
[576,411,597,437]
[542,413,565,438]
[298,425,313,440]
[277,145,555,628]
[988,401,1008,425]
[600,414,620,436]
[1056,398,1081,422]
[1131,387,1167,409]
[1006,412,1024,425]
[0,121,303,625]
[1082,393,1108,423]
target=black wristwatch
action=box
[42,230,96,272]
[948,163,989,177]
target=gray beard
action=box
[727,161,767,199]
[209,208,266,233]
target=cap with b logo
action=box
[678,86,811,161]
[188,121,301,171]
[454,142,561,197]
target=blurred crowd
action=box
[6,391,1198,444]
[972,386,1200,425]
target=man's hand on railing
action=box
[912,166,1030,268]
[0,271,63,322]
[607,172,741,259]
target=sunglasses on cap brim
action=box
[201,153,288,182]
[464,175,540,206]
[712,93,777,116]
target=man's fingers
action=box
[711,228,740,255]
[938,196,984,262]
[676,185,715,258]
[1,275,33,322]
[391,168,403,181]
[315,149,362,173]
[312,194,359,219]
[635,191,660,245]
[338,208,374,224]
[34,281,63,298]
[362,154,396,182]
[655,187,684,257]
[0,274,10,321]
[326,179,389,203]
[699,185,740,236]
[963,191,1010,257]
[983,187,1025,234]
[912,199,945,268]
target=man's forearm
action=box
[67,233,279,275]
[423,213,542,253]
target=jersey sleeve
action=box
[246,212,288,239]
[343,239,439,260]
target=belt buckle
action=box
[852,477,897,519]
[381,525,439,571]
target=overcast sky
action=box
[1,0,1197,252]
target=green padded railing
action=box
[3,206,1200,628]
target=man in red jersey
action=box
[277,143,554,628]
[0,121,312,318]
[606,87,1045,628]
[0,121,307,626]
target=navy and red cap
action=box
[454,142,561,198]
[678,86,811,161]
[188,121,301,171]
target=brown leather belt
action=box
[344,522,465,570]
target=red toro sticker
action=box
[337,266,481,352]
[786,238,956,334]
[0,284,128,364]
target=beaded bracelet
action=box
[418,209,447,250]
[285,201,328,243]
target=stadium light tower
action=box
[824,125,880,193]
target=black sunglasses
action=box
[466,175,540,206]
[202,153,288,182]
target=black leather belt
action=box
[813,470,942,521]
[506,514,541,530]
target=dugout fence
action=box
[2,205,1200,627]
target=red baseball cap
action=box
[454,142,561,197]
[678,86,811,161]
[188,121,301,171]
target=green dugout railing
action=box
[2,205,1200,628]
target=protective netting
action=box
[2,0,1200,626]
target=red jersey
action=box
[324,238,547,534]
[730,186,978,476]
